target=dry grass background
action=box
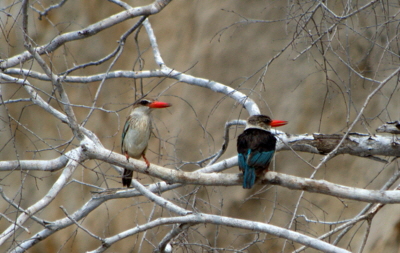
[1,0,400,252]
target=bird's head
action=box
[246,115,287,130]
[131,99,172,114]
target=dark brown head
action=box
[246,115,287,130]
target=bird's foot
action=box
[143,155,150,169]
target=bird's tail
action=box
[122,169,133,187]
[243,167,256,189]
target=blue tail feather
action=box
[238,151,257,189]
[243,167,256,189]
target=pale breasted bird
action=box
[237,115,287,189]
[121,98,171,187]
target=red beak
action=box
[148,101,172,109]
[270,120,288,127]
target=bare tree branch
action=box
[0,143,87,244]
[0,155,68,171]
[0,0,172,69]
[376,121,400,135]
[88,213,351,253]
[277,132,400,158]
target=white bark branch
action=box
[0,143,87,245]
[3,68,260,115]
[264,172,400,204]
[24,44,84,140]
[376,121,400,134]
[88,213,351,253]
[276,132,400,158]
[144,17,260,116]
[9,146,397,251]
[0,0,172,69]
[0,73,103,146]
[81,141,400,204]
[0,156,68,171]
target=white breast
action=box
[123,114,151,158]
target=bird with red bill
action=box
[121,98,172,187]
[237,115,288,189]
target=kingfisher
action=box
[121,98,171,187]
[237,115,287,189]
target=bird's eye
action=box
[140,100,150,105]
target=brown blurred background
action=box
[1,0,400,252]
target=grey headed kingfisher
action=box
[237,115,287,189]
[121,98,171,187]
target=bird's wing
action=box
[238,153,248,171]
[237,132,250,171]
[247,150,275,168]
[237,129,276,169]
[121,115,131,153]
[121,114,152,157]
